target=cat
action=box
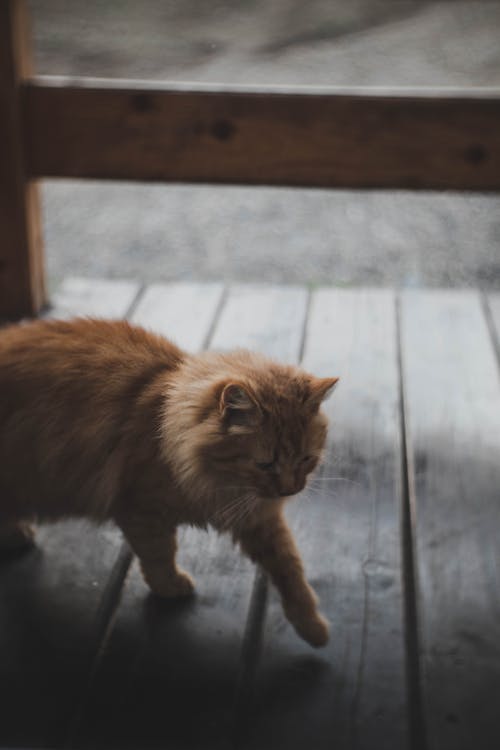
[0,317,338,647]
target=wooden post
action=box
[0,0,45,319]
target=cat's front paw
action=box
[293,611,330,648]
[284,602,330,647]
[282,584,329,647]
[141,563,195,599]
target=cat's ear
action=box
[219,382,260,429]
[308,376,339,411]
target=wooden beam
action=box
[23,78,500,191]
[0,0,46,319]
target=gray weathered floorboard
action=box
[49,276,140,319]
[242,288,409,750]
[73,285,309,749]
[211,284,308,363]
[0,278,139,748]
[400,290,500,750]
[131,282,224,352]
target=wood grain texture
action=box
[0,278,137,748]
[23,78,500,191]
[242,289,409,750]
[0,0,45,318]
[400,290,500,750]
[131,282,224,352]
[73,285,309,749]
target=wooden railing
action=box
[1,0,500,318]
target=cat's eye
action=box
[256,461,275,471]
[302,455,313,463]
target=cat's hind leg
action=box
[0,519,36,556]
[117,513,194,598]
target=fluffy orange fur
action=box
[0,318,338,646]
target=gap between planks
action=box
[396,293,428,750]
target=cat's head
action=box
[165,351,338,519]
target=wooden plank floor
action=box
[0,279,499,750]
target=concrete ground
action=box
[28,0,500,291]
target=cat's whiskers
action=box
[301,486,331,499]
[216,498,249,525]
[229,492,259,528]
[308,476,361,486]
[230,493,260,530]
[220,501,254,530]
[212,496,246,525]
[214,488,253,515]
[212,488,259,530]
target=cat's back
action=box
[0,317,185,456]
[0,319,185,518]
[0,317,184,386]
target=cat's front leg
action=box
[117,513,194,598]
[237,512,329,647]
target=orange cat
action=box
[0,318,337,647]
